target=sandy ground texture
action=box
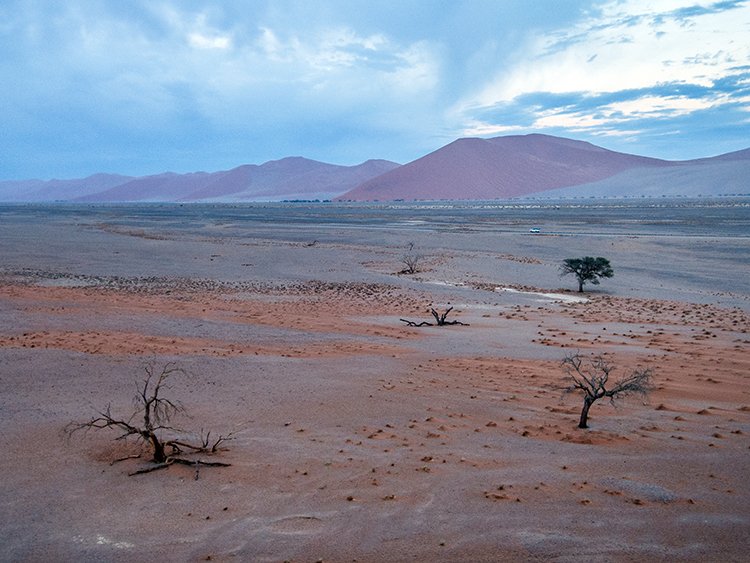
[0,203,749,562]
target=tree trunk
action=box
[578,397,594,428]
[578,279,584,293]
[431,309,441,325]
[149,433,167,463]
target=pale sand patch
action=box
[496,286,590,303]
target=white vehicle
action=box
[529,227,541,233]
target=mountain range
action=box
[1,134,748,202]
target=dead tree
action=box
[400,307,469,327]
[66,362,233,475]
[400,242,423,274]
[401,253,421,274]
[562,353,652,429]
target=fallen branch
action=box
[430,307,469,326]
[110,453,142,465]
[400,319,433,327]
[171,458,231,468]
[128,457,231,476]
[400,307,469,327]
[128,459,176,475]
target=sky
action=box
[1,0,749,180]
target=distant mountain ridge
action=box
[1,135,747,202]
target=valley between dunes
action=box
[0,203,748,561]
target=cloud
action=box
[127,7,433,120]
[188,32,231,50]
[1,0,747,179]
[457,0,750,145]
[0,0,447,176]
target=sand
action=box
[0,204,748,562]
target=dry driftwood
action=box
[129,457,231,477]
[400,307,469,327]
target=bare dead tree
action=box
[66,362,233,475]
[400,306,469,327]
[562,353,653,429]
[401,254,421,274]
[400,241,423,274]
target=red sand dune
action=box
[336,134,671,201]
[74,158,399,202]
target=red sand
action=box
[1,278,748,561]
[1,211,748,561]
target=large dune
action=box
[535,159,750,198]
[337,134,669,201]
[337,135,749,201]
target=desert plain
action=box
[0,199,748,562]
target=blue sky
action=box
[1,0,748,180]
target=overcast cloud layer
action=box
[1,0,748,180]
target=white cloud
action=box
[4,2,441,132]
[257,27,286,61]
[603,95,721,117]
[459,0,750,123]
[187,24,441,127]
[255,25,431,79]
[590,128,645,138]
[532,93,724,131]
[460,120,527,137]
[188,32,231,50]
[385,41,439,92]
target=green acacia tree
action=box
[560,256,613,292]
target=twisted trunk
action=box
[148,432,167,463]
[578,396,595,429]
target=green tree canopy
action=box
[560,257,614,292]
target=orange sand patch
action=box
[559,295,750,331]
[0,329,405,358]
[0,283,427,338]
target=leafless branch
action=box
[400,319,433,327]
[562,353,653,428]
[66,362,233,474]
[128,458,231,477]
[400,253,422,275]
[400,306,469,328]
[399,241,423,274]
